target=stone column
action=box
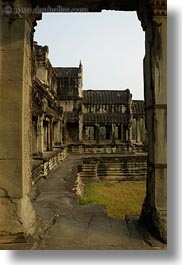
[136,117,141,143]
[138,0,167,242]
[106,125,110,140]
[37,116,44,156]
[111,124,116,144]
[95,124,100,144]
[46,118,53,151]
[0,11,38,236]
[128,124,132,143]
[50,119,53,150]
[79,115,83,142]
[120,124,124,142]
[140,117,145,143]
[125,129,129,142]
[56,120,61,144]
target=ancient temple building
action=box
[31,42,145,183]
[54,62,83,144]
[54,60,145,147]
[32,43,64,157]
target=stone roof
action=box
[83,113,129,125]
[54,67,79,78]
[83,90,130,105]
[132,100,145,115]
[64,112,79,122]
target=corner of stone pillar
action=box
[0,9,41,239]
[140,200,167,243]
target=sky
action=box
[34,11,145,100]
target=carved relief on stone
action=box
[41,97,48,113]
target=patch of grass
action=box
[79,181,146,219]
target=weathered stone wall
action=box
[32,147,68,185]
[0,0,38,236]
[79,155,147,182]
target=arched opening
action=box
[0,0,167,248]
[33,10,146,227]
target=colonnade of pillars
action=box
[132,116,145,144]
[81,123,128,143]
[80,118,145,145]
[32,116,63,156]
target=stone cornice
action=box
[150,0,167,16]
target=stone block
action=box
[154,109,167,164]
[0,160,22,198]
[0,198,22,235]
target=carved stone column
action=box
[37,115,44,156]
[95,124,100,144]
[50,118,53,151]
[111,124,116,144]
[138,0,167,242]
[46,118,53,151]
[56,120,60,144]
[128,124,132,143]
[78,114,83,142]
[120,124,124,142]
[0,8,40,236]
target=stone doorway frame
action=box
[0,0,167,243]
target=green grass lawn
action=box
[79,181,146,219]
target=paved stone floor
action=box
[0,154,167,250]
[32,155,166,250]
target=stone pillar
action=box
[128,124,132,143]
[111,124,116,144]
[37,116,44,156]
[138,0,167,242]
[79,115,83,142]
[125,129,129,142]
[106,125,110,140]
[56,120,61,144]
[60,123,63,144]
[140,117,145,143]
[50,119,53,150]
[0,11,38,236]
[47,120,51,151]
[120,124,124,142]
[46,118,53,151]
[136,117,141,143]
[95,124,100,144]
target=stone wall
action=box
[79,155,147,182]
[32,147,68,185]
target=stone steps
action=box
[80,155,147,181]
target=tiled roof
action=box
[83,113,129,125]
[54,67,79,78]
[64,112,79,122]
[83,90,130,105]
[132,100,145,115]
